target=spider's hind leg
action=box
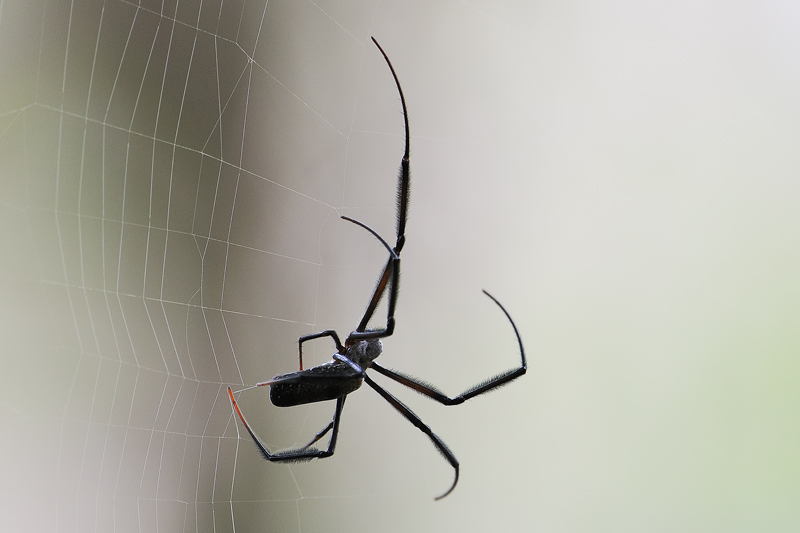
[363,374,460,500]
[300,420,334,450]
[228,388,346,461]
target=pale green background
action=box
[1,0,799,531]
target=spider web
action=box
[3,0,800,532]
[0,0,532,531]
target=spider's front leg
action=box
[340,216,400,343]
[340,37,410,341]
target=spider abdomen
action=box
[270,362,363,407]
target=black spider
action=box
[228,37,526,500]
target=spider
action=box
[228,37,526,500]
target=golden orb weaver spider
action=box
[228,37,526,500]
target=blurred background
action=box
[1,0,800,531]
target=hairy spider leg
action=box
[293,35,409,362]
[353,37,411,336]
[228,387,347,461]
[363,374,459,500]
[370,290,527,404]
[294,215,398,366]
[370,36,410,250]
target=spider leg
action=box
[363,374,459,500]
[356,257,393,332]
[371,37,410,253]
[341,216,397,258]
[299,421,334,450]
[370,290,526,405]
[298,330,344,369]
[342,219,399,340]
[341,216,400,341]
[228,387,346,461]
[351,38,411,336]
[349,255,399,341]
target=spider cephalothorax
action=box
[229,37,526,500]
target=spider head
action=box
[345,337,382,369]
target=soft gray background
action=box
[1,0,799,532]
